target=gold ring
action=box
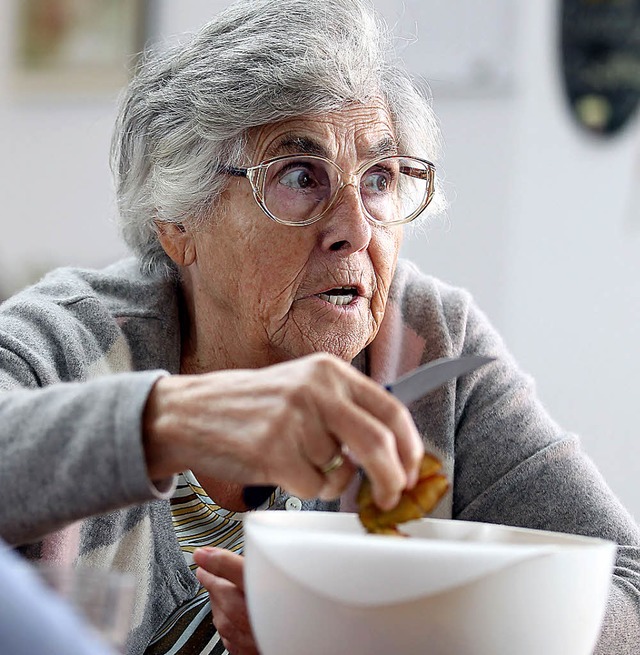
[320,451,344,475]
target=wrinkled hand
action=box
[144,353,424,510]
[193,547,257,655]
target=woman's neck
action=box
[195,474,248,512]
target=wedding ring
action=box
[320,451,344,475]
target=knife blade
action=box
[384,355,495,405]
[242,354,494,508]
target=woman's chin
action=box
[267,300,374,362]
[276,325,370,362]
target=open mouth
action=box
[317,286,359,306]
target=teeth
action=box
[318,287,357,306]
[319,293,353,305]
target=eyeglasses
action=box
[225,154,435,227]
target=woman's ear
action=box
[155,221,196,267]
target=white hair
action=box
[110,0,445,277]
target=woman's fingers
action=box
[194,548,259,655]
[317,451,357,501]
[320,391,421,509]
[194,547,245,589]
[349,378,425,489]
[290,355,422,509]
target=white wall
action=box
[398,0,640,518]
[1,0,638,518]
[0,1,127,297]
[502,1,640,517]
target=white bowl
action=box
[243,511,615,655]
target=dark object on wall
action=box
[561,0,640,136]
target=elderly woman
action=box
[0,0,638,654]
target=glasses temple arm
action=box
[399,165,432,180]
[221,165,248,178]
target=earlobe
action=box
[155,221,196,267]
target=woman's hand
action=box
[143,353,424,510]
[193,547,258,655]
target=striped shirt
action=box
[145,472,277,655]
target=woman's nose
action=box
[318,183,373,253]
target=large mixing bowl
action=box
[243,511,615,655]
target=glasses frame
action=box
[225,153,436,227]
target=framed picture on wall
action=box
[9,0,147,96]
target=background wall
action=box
[1,0,638,519]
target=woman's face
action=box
[172,101,404,368]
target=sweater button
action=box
[285,496,302,511]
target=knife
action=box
[242,354,495,509]
[384,355,495,405]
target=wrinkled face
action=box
[173,101,404,369]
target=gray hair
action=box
[110,0,444,278]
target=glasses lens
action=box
[263,156,338,224]
[360,157,432,224]
[260,155,433,225]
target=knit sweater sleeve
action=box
[0,273,175,545]
[440,280,640,654]
[381,261,639,653]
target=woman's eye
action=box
[363,171,391,193]
[279,168,315,190]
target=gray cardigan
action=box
[0,257,638,654]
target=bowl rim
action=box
[244,510,617,550]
